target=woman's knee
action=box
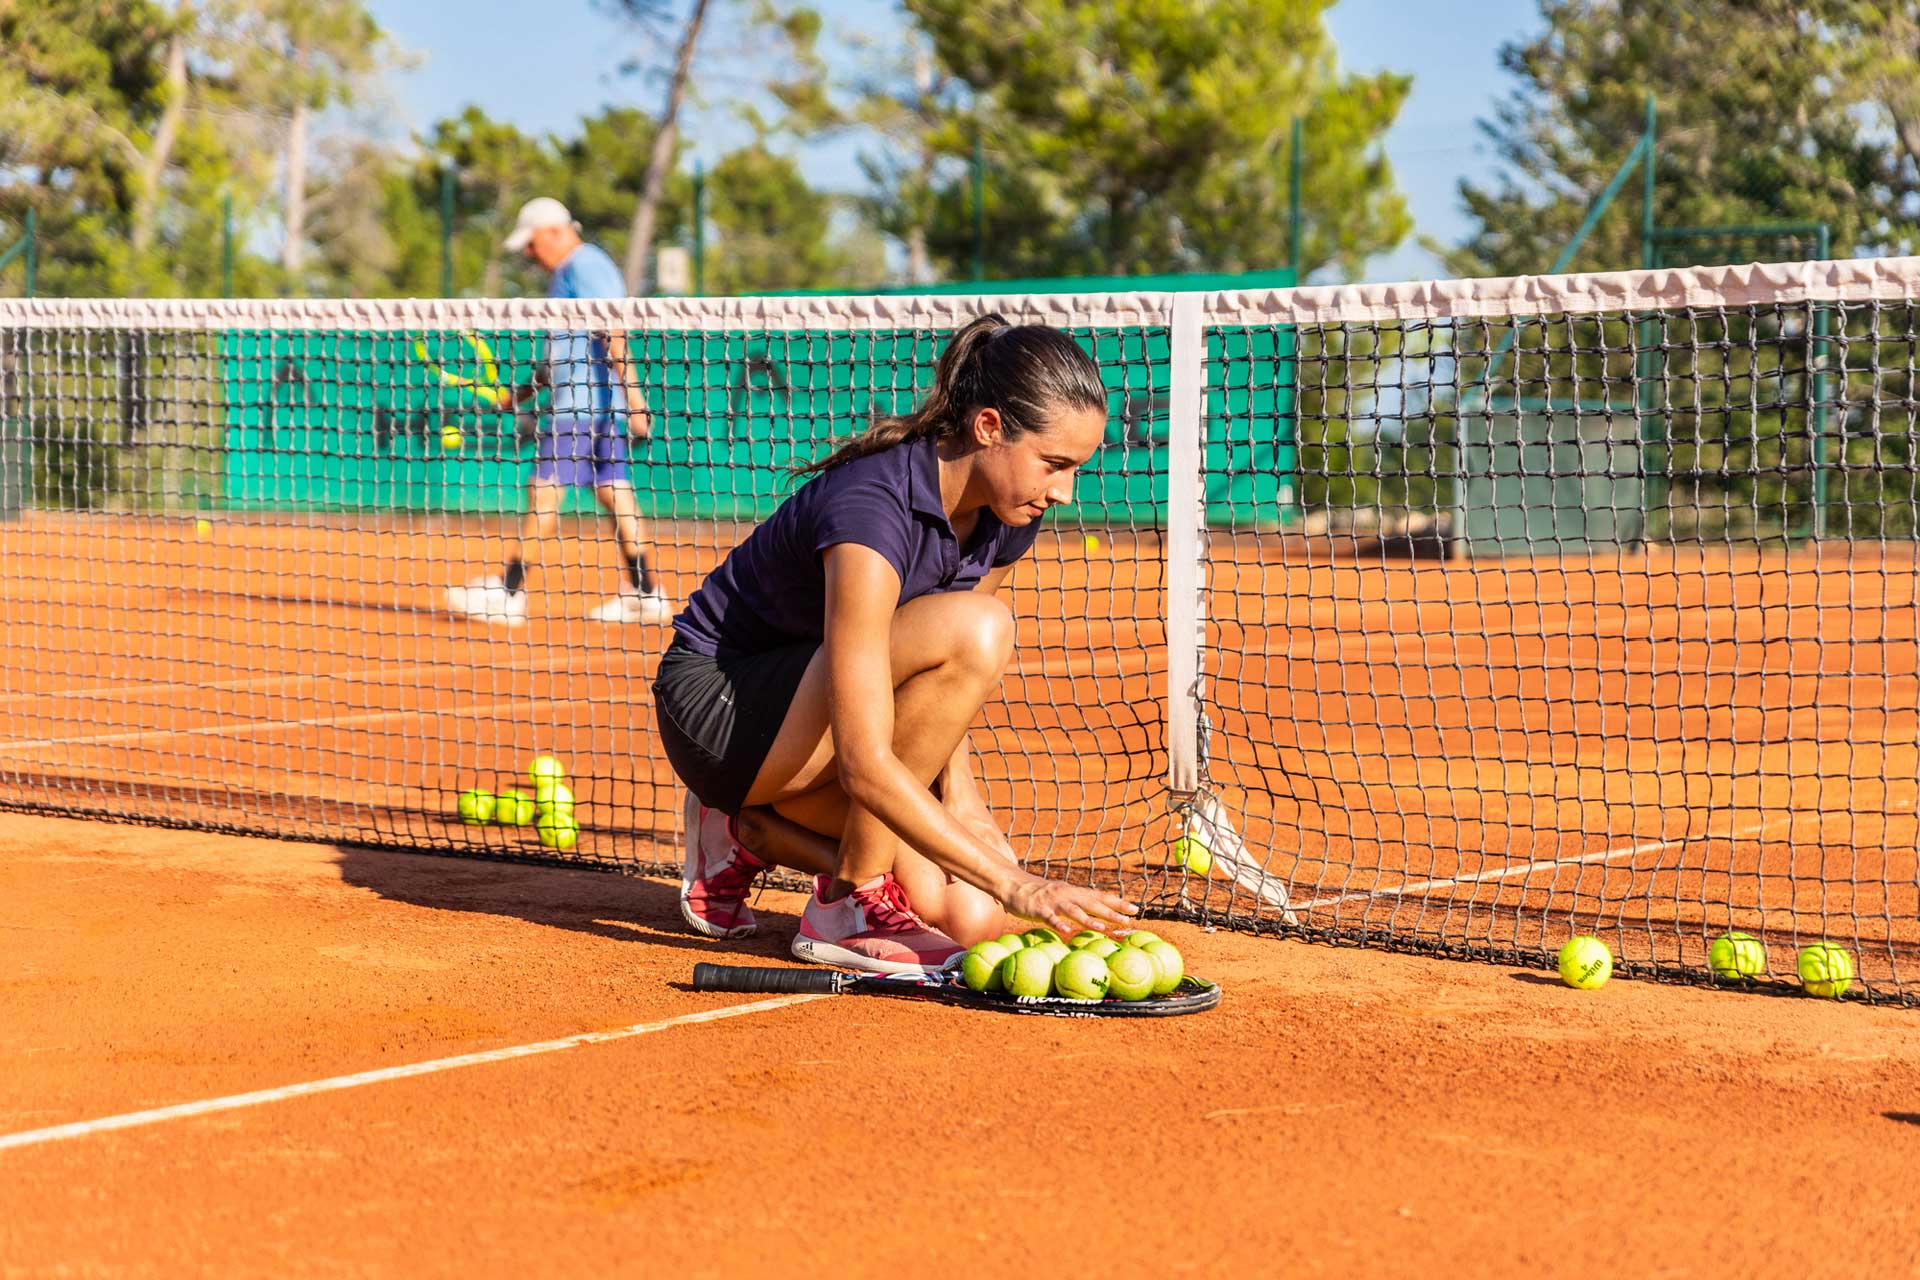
[941,594,1016,677]
[933,881,1010,948]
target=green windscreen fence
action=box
[221,273,1300,528]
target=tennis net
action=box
[4,256,1920,999]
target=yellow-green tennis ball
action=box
[1105,945,1157,1001]
[1122,930,1163,950]
[1557,936,1613,990]
[493,788,535,826]
[1082,936,1122,960]
[1173,833,1213,875]
[1023,927,1062,948]
[993,932,1028,954]
[194,518,213,538]
[1140,941,1184,995]
[1035,941,1071,967]
[1797,942,1855,998]
[528,755,566,786]
[1069,930,1104,949]
[440,425,464,451]
[1053,950,1111,1001]
[456,788,495,825]
[1708,931,1766,981]
[1083,534,1101,553]
[536,781,574,813]
[1001,946,1055,998]
[535,810,579,850]
[961,940,1013,993]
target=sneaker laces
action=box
[702,846,763,902]
[855,876,929,933]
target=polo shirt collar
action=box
[906,434,952,525]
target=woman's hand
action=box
[1002,873,1138,939]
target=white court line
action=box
[2,696,599,752]
[1297,818,1782,912]
[7,663,451,707]
[0,996,821,1154]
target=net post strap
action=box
[1165,293,1204,796]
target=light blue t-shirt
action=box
[547,242,627,418]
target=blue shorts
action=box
[533,415,629,488]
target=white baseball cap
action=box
[502,196,577,251]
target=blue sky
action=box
[364,0,1542,283]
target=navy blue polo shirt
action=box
[673,435,1043,658]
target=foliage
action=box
[1447,0,1920,278]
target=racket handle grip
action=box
[692,963,842,994]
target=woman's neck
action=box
[936,438,987,526]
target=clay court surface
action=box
[4,810,1920,1277]
[7,511,1918,987]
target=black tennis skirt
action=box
[652,636,817,815]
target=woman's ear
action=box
[971,406,1004,446]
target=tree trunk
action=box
[129,35,189,271]
[622,0,712,293]
[906,47,933,284]
[281,44,312,277]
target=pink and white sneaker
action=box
[680,792,768,940]
[791,874,964,974]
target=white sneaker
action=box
[587,587,673,624]
[791,874,964,975]
[446,576,527,626]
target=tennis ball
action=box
[961,940,1013,993]
[993,932,1028,954]
[1173,833,1213,876]
[1023,927,1062,948]
[1000,946,1055,998]
[1557,936,1613,990]
[536,781,575,814]
[1797,941,1855,998]
[1053,949,1111,1001]
[1140,941,1185,996]
[194,518,213,538]
[1083,533,1101,554]
[1082,936,1122,960]
[456,788,495,825]
[1122,930,1163,950]
[1069,930,1105,949]
[440,425,463,450]
[1708,931,1766,981]
[1035,941,1072,967]
[535,809,579,851]
[493,788,535,826]
[528,755,566,786]
[1105,945,1158,1001]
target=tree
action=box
[849,35,955,285]
[705,142,858,292]
[551,106,693,274]
[898,0,1410,281]
[597,0,832,293]
[1446,0,1920,278]
[0,0,193,294]
[203,0,398,283]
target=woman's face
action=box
[972,404,1108,526]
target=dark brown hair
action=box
[795,313,1105,475]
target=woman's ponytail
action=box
[795,313,1101,475]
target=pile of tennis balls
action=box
[958,926,1185,1002]
[455,754,578,850]
[1555,931,1858,998]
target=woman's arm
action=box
[824,545,1136,935]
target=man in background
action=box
[447,196,670,625]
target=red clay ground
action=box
[4,810,1919,1277]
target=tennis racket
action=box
[411,330,512,409]
[691,962,1221,1018]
